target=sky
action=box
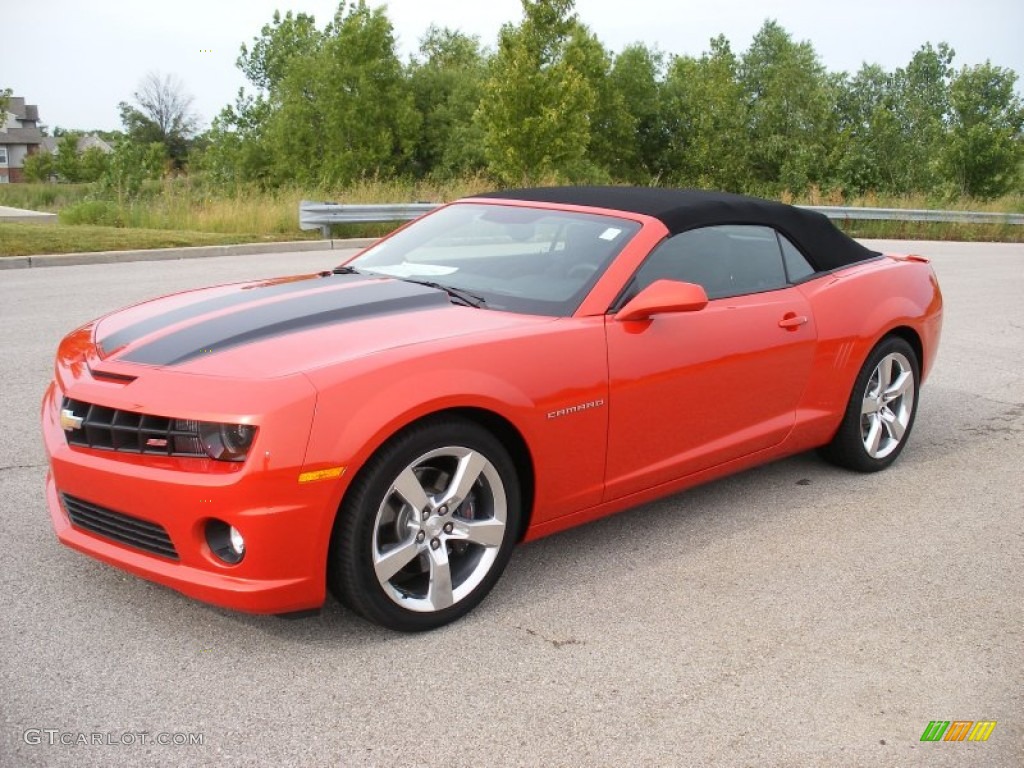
[4,0,1023,132]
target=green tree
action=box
[263,1,419,186]
[408,26,488,178]
[833,64,899,194]
[941,62,1024,198]
[201,9,324,187]
[238,10,323,91]
[476,0,595,184]
[201,91,275,187]
[832,44,958,196]
[891,43,955,193]
[55,134,83,182]
[564,24,633,181]
[659,36,750,190]
[118,71,199,169]
[22,151,55,182]
[740,20,837,193]
[102,140,168,201]
[608,44,665,182]
[78,146,111,183]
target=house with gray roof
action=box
[1,97,46,183]
[40,133,113,156]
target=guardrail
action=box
[803,205,1024,225]
[300,201,439,238]
[300,199,1024,237]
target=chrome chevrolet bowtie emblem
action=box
[60,409,84,431]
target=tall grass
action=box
[0,175,495,236]
[0,183,94,211]
[112,175,495,236]
[788,185,1024,213]
[121,182,303,234]
[2,176,1022,243]
[835,219,1023,243]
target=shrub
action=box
[59,200,127,227]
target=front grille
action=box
[61,397,205,458]
[61,493,179,560]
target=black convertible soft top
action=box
[475,187,880,273]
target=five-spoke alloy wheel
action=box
[329,417,520,631]
[820,336,921,472]
[859,350,915,460]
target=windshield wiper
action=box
[400,279,487,309]
[331,265,362,275]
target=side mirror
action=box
[614,279,709,322]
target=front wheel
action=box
[819,336,920,472]
[328,417,521,631]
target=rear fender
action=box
[793,261,940,445]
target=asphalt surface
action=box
[1,241,1021,767]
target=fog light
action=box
[206,519,245,564]
[229,526,245,556]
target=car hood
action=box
[91,272,550,379]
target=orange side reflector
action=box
[298,466,346,484]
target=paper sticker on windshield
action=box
[371,263,458,278]
[599,228,622,241]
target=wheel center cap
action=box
[424,516,444,537]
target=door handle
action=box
[778,314,808,330]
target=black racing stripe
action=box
[118,279,450,366]
[98,273,371,355]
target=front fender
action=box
[299,319,611,563]
[309,366,537,479]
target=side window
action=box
[625,225,789,302]
[778,233,816,282]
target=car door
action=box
[604,225,818,501]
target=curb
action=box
[0,238,377,270]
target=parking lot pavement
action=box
[1,242,1021,767]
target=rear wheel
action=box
[819,336,920,472]
[329,417,520,631]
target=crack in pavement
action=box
[513,625,584,649]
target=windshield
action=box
[349,203,642,316]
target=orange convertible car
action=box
[42,188,943,631]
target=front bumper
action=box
[41,378,342,615]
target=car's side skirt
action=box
[522,435,819,542]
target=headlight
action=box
[198,422,257,462]
[174,420,257,462]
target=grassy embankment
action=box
[783,187,1024,244]
[1,178,1022,258]
[0,177,492,257]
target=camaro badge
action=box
[547,399,605,420]
[60,409,84,431]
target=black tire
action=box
[818,336,920,472]
[328,416,520,631]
